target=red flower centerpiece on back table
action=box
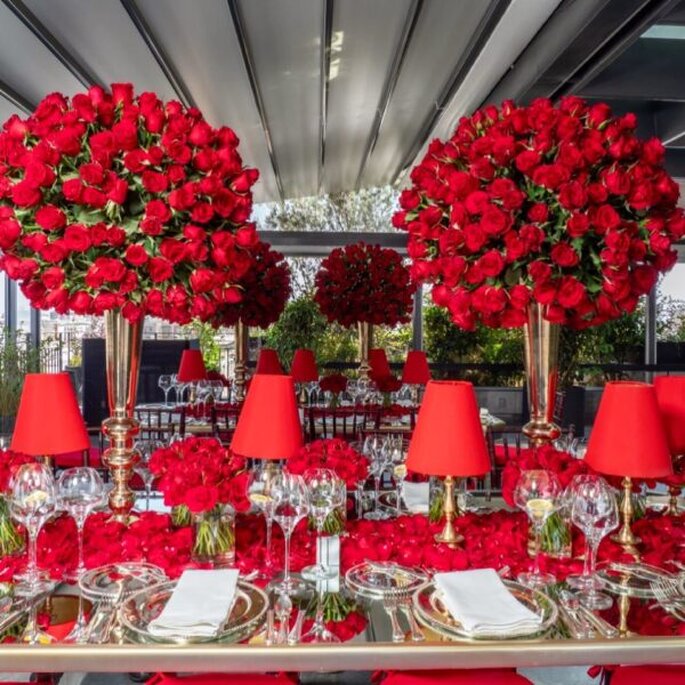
[0,83,260,520]
[314,242,414,379]
[395,97,685,444]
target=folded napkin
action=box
[148,569,239,638]
[433,569,541,637]
[401,481,429,514]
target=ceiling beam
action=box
[1,0,103,88]
[257,230,407,257]
[119,0,197,109]
[393,0,512,183]
[226,0,284,202]
[318,0,334,194]
[354,0,424,190]
[0,77,34,114]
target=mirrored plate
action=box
[120,580,267,644]
[598,562,676,599]
[79,563,167,603]
[345,562,429,599]
[412,580,558,641]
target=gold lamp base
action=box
[434,475,463,548]
[611,477,640,559]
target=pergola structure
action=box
[0,0,684,363]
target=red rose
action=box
[79,162,105,185]
[480,206,510,235]
[159,239,188,264]
[515,150,540,174]
[0,218,20,249]
[189,268,215,293]
[550,243,579,268]
[40,241,68,263]
[41,266,65,290]
[566,213,589,238]
[11,181,41,207]
[556,276,585,308]
[35,206,66,231]
[528,260,552,283]
[125,244,149,266]
[63,225,91,252]
[95,257,127,283]
[61,178,83,202]
[478,249,505,277]
[472,285,507,314]
[558,181,587,210]
[527,203,548,223]
[69,291,92,314]
[144,199,171,223]
[168,183,195,211]
[191,202,213,224]
[141,170,169,194]
[593,204,621,232]
[148,257,174,283]
[92,290,120,314]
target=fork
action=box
[383,596,406,642]
[651,578,685,621]
[393,591,425,642]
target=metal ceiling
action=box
[0,0,682,203]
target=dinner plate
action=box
[412,580,558,641]
[345,561,429,599]
[120,580,267,644]
[598,562,676,599]
[79,562,168,603]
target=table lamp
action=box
[406,380,490,547]
[255,348,284,375]
[290,349,319,405]
[231,374,303,459]
[402,350,431,405]
[177,349,208,382]
[654,375,685,514]
[585,381,672,557]
[11,373,90,465]
[369,348,391,379]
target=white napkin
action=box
[433,569,541,637]
[148,569,239,638]
[401,481,429,514]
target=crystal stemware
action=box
[270,473,309,595]
[513,469,561,589]
[570,475,619,609]
[158,374,172,407]
[247,463,281,579]
[133,440,159,512]
[364,438,391,521]
[301,469,344,581]
[10,463,56,595]
[57,467,105,642]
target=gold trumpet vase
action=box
[233,321,249,402]
[102,309,143,523]
[522,302,561,446]
[358,321,373,381]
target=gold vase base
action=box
[666,486,681,516]
[522,420,561,446]
[434,529,463,549]
[611,528,641,560]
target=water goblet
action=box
[247,463,281,579]
[570,476,619,609]
[270,473,310,595]
[364,439,391,521]
[301,469,344,581]
[57,467,105,642]
[513,469,561,588]
[158,374,172,407]
[133,440,159,512]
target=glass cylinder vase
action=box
[191,504,235,567]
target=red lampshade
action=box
[231,374,302,459]
[369,348,391,378]
[11,373,90,456]
[585,381,672,478]
[290,349,318,383]
[401,350,431,385]
[255,348,283,375]
[406,380,490,477]
[653,376,685,455]
[177,349,208,382]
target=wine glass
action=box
[247,463,281,578]
[170,374,180,405]
[270,473,309,595]
[9,463,56,595]
[513,469,561,588]
[364,438,391,521]
[570,476,619,609]
[301,469,344,581]
[390,442,407,516]
[57,467,105,642]
[133,440,160,511]
[158,374,172,407]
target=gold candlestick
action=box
[612,477,640,559]
[357,322,373,381]
[434,476,463,548]
[233,321,249,402]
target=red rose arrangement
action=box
[0,83,260,324]
[149,437,249,514]
[394,97,685,330]
[214,239,291,329]
[372,374,402,394]
[318,373,348,396]
[314,242,414,327]
[0,450,35,556]
[287,438,369,490]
